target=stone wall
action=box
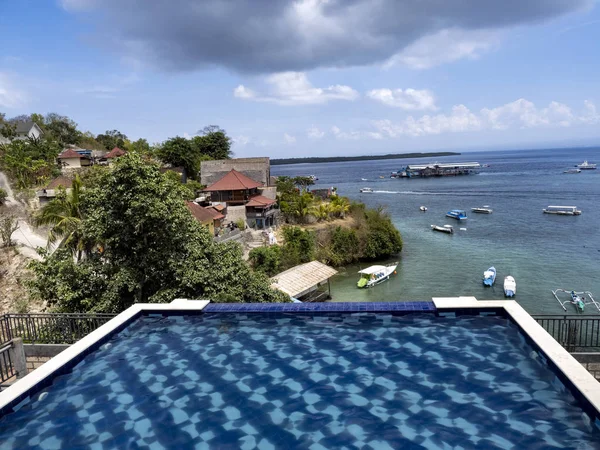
[225,205,247,226]
[201,157,270,186]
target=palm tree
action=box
[34,175,87,260]
[330,196,350,218]
[309,202,332,222]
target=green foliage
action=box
[96,129,128,151]
[293,176,315,191]
[280,192,313,224]
[28,153,289,312]
[329,227,360,266]
[361,207,403,259]
[248,245,281,277]
[281,226,315,268]
[275,176,297,197]
[44,113,82,146]
[0,215,19,247]
[0,138,61,188]
[0,188,7,205]
[156,136,201,181]
[195,125,233,160]
[33,175,87,259]
[128,138,152,155]
[179,179,204,201]
[235,219,246,230]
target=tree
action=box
[249,245,281,276]
[330,196,350,218]
[281,226,315,268]
[293,176,315,191]
[309,202,332,222]
[33,175,87,260]
[128,138,151,155]
[195,125,232,160]
[0,215,19,247]
[362,207,403,259]
[280,191,313,224]
[156,136,202,181]
[28,154,289,312]
[44,113,82,146]
[0,138,60,188]
[96,129,128,150]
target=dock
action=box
[392,162,481,178]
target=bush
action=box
[362,207,403,259]
[330,227,360,266]
[281,226,315,268]
[0,188,7,205]
[249,245,281,276]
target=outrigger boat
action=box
[504,276,516,298]
[552,289,600,312]
[431,224,453,234]
[483,267,496,287]
[357,262,398,288]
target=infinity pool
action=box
[0,312,599,449]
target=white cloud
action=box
[386,29,501,70]
[284,133,297,144]
[367,88,437,111]
[307,126,325,139]
[233,72,359,106]
[331,126,362,140]
[373,99,598,138]
[0,73,26,108]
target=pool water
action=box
[1,313,599,449]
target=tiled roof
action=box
[203,169,263,192]
[105,147,126,158]
[246,195,276,208]
[186,201,224,223]
[45,176,72,190]
[204,207,225,220]
[212,204,225,212]
[58,148,83,159]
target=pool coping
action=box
[1,297,599,423]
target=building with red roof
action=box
[186,201,225,235]
[36,176,73,204]
[57,148,92,171]
[202,169,264,205]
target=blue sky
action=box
[1,0,599,158]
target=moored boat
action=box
[576,160,597,170]
[360,187,373,193]
[471,207,493,214]
[483,267,496,287]
[543,205,581,215]
[431,224,453,234]
[357,262,398,288]
[446,209,468,220]
[504,276,516,298]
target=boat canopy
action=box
[270,261,338,298]
[545,206,578,211]
[358,265,387,275]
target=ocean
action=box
[271,147,600,315]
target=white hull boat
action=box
[431,224,453,234]
[471,207,493,214]
[504,276,516,298]
[576,160,596,170]
[483,266,496,287]
[543,206,581,215]
[360,187,373,193]
[420,206,427,212]
[357,262,398,288]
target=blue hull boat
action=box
[446,209,468,220]
[483,267,496,286]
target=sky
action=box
[1,0,599,158]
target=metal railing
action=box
[533,315,600,351]
[0,313,116,346]
[0,342,15,383]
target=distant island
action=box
[271,152,461,165]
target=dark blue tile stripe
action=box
[202,301,437,313]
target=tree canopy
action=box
[28,153,288,312]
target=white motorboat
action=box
[361,178,368,181]
[543,205,581,215]
[419,206,427,212]
[564,168,581,174]
[471,207,493,214]
[431,224,453,234]
[357,262,398,288]
[576,160,597,170]
[360,187,373,193]
[504,276,516,298]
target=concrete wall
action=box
[201,157,270,186]
[258,186,277,200]
[60,157,82,169]
[225,205,247,225]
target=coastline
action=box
[271,151,460,165]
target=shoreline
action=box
[271,152,460,166]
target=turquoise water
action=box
[1,313,598,449]
[272,147,600,315]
